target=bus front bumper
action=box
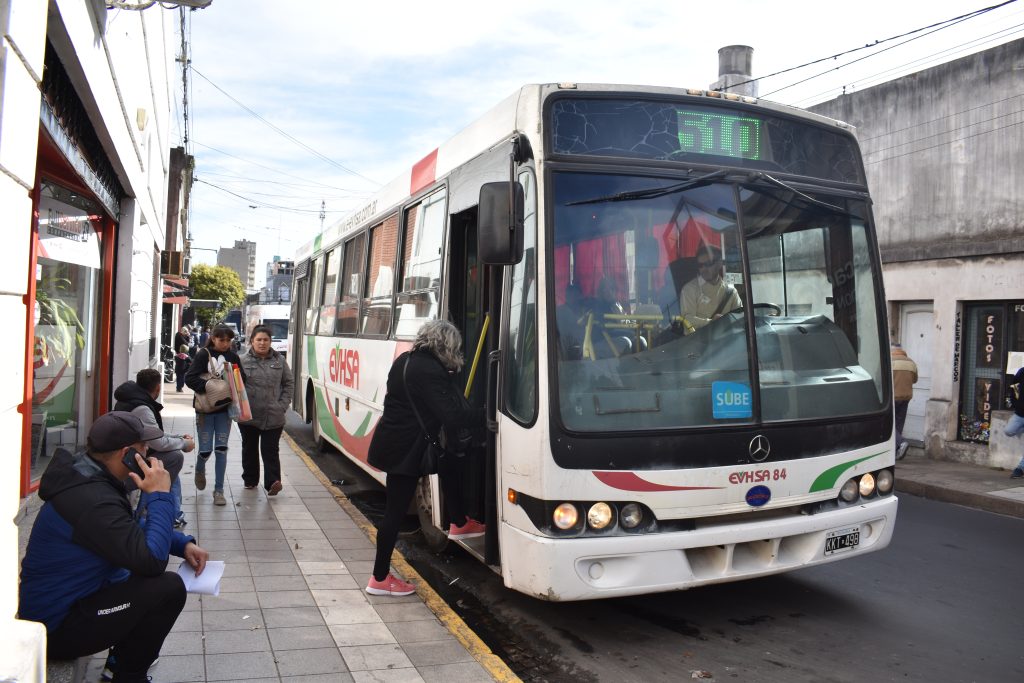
[500,495,898,601]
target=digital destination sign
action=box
[677,109,762,160]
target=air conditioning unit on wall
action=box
[161,250,184,276]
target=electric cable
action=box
[191,67,378,185]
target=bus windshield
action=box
[551,171,885,433]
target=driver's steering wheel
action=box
[734,303,783,316]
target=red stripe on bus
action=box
[410,149,438,195]
[593,471,722,492]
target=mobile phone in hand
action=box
[122,447,146,479]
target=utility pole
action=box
[177,8,191,146]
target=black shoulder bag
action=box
[403,355,443,475]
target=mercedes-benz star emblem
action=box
[749,435,771,462]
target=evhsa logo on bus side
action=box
[328,347,360,389]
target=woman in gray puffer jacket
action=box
[239,325,294,495]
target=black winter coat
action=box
[184,346,244,413]
[367,350,482,477]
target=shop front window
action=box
[30,182,104,484]
[958,302,1024,443]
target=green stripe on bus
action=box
[354,411,372,437]
[809,452,887,492]
[306,335,318,380]
[313,384,339,441]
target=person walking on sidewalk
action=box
[185,324,243,506]
[892,343,918,460]
[1006,365,1024,478]
[238,325,293,496]
[19,411,208,683]
[365,320,485,596]
[174,344,191,393]
[114,368,195,528]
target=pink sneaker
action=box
[365,573,415,596]
[448,518,486,540]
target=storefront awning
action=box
[162,276,190,306]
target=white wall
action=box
[2,1,52,679]
[2,1,179,678]
[885,257,1024,453]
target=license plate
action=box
[824,527,860,556]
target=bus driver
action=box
[680,244,741,330]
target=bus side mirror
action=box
[478,181,524,265]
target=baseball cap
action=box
[87,411,163,452]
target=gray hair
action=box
[413,320,464,372]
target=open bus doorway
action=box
[415,206,495,556]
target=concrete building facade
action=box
[262,257,293,303]
[809,39,1024,468]
[2,1,188,678]
[218,238,256,291]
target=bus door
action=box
[290,266,310,413]
[445,206,494,552]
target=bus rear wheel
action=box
[416,479,449,552]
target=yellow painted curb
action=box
[283,431,521,683]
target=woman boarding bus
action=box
[289,84,897,601]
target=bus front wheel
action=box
[307,392,326,452]
[415,479,450,552]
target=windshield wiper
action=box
[566,169,728,206]
[743,172,857,218]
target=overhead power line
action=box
[194,177,352,214]
[790,21,1024,107]
[191,139,372,194]
[191,67,378,185]
[722,0,1018,96]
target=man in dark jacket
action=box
[19,411,208,682]
[114,369,194,527]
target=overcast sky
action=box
[173,0,1023,287]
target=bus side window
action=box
[306,254,325,335]
[395,188,446,338]
[318,247,341,336]
[362,216,397,336]
[336,234,365,335]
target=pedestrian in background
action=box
[365,320,484,597]
[185,324,243,506]
[114,369,194,528]
[238,325,293,495]
[173,325,191,354]
[174,344,191,393]
[891,343,919,460]
[1005,364,1024,478]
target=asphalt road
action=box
[286,414,1024,682]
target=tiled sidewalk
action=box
[80,387,507,682]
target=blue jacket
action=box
[18,449,194,630]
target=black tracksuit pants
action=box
[47,572,186,682]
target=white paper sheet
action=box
[176,559,225,596]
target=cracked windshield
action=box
[552,172,885,432]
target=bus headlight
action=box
[587,502,613,529]
[553,503,579,530]
[859,473,876,497]
[876,469,894,494]
[620,503,643,529]
[839,479,859,503]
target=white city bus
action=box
[289,84,898,601]
[244,304,290,357]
